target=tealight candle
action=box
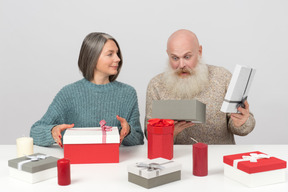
[57,158,71,186]
[16,137,33,157]
[193,142,208,176]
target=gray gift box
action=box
[8,153,59,183]
[152,100,206,123]
[128,158,181,189]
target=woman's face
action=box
[95,40,120,79]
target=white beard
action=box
[163,58,209,99]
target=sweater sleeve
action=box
[121,89,144,146]
[30,89,67,147]
[228,113,256,136]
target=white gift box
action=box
[8,153,59,184]
[127,158,181,189]
[63,127,120,164]
[221,65,256,113]
[223,151,287,187]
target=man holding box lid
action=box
[145,29,255,144]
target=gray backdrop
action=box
[1,0,287,144]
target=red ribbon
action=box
[99,120,112,143]
[148,118,174,126]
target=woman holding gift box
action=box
[30,32,144,147]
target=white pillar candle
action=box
[16,137,34,157]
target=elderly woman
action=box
[30,32,144,147]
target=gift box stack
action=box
[223,151,287,187]
[8,153,59,183]
[127,158,181,189]
[63,123,120,164]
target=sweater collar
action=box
[81,78,118,91]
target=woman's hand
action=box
[51,124,74,148]
[116,115,130,144]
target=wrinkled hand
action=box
[116,115,130,144]
[174,121,194,139]
[51,124,74,148]
[231,100,250,127]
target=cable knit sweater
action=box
[30,78,144,147]
[145,64,255,144]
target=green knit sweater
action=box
[30,78,144,147]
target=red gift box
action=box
[63,124,120,164]
[223,151,287,187]
[223,151,286,174]
[147,119,174,160]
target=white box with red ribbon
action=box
[63,121,120,164]
[223,151,287,187]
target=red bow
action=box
[148,118,174,126]
[99,120,112,131]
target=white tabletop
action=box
[1,144,287,192]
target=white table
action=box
[1,144,287,192]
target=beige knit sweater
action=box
[145,64,255,144]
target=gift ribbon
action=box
[136,161,174,176]
[17,154,48,171]
[224,96,247,109]
[148,118,174,126]
[233,153,270,168]
[99,120,112,143]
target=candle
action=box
[16,137,33,157]
[57,158,71,186]
[193,142,208,176]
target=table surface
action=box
[1,144,287,192]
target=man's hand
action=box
[174,121,194,139]
[51,124,74,148]
[231,100,250,127]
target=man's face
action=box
[167,37,202,78]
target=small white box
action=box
[8,153,59,184]
[221,65,256,113]
[128,158,181,189]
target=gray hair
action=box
[78,32,123,82]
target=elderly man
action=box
[145,29,255,144]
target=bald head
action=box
[167,29,202,75]
[167,29,200,50]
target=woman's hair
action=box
[78,32,123,82]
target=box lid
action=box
[152,100,206,123]
[223,151,287,174]
[127,158,181,179]
[63,127,120,144]
[8,153,59,173]
[147,119,174,134]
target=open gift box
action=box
[152,99,206,123]
[63,124,120,164]
[223,151,286,187]
[128,158,181,189]
[8,153,59,183]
